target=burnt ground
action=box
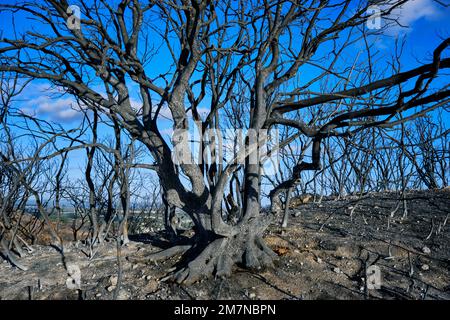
[0,189,449,300]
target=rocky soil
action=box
[0,189,449,300]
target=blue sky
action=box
[5,0,449,125]
[2,0,450,191]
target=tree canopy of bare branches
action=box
[0,0,449,284]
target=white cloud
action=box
[17,82,214,124]
[21,95,84,123]
[15,82,84,123]
[384,0,440,34]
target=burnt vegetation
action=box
[0,0,449,299]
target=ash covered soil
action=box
[1,189,449,300]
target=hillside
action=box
[1,189,449,300]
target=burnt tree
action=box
[1,0,449,283]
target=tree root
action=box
[165,235,277,285]
[0,238,28,271]
[127,244,192,263]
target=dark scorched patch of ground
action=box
[0,189,449,300]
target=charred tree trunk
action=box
[85,110,99,246]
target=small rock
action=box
[110,276,118,287]
[107,285,116,292]
[422,246,431,254]
[96,293,102,297]
[333,267,341,274]
[421,264,430,271]
[117,289,130,300]
[249,293,256,299]
[316,257,322,263]
[145,279,159,293]
[319,241,337,251]
[145,275,152,281]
